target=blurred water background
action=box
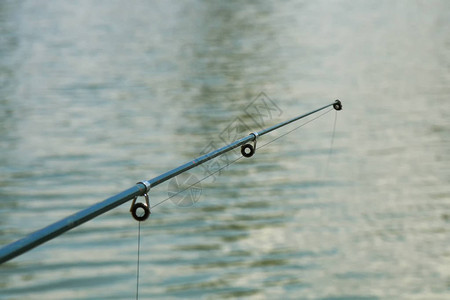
[1,0,449,299]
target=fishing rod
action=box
[0,100,342,264]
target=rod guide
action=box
[130,194,151,222]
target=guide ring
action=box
[130,193,151,222]
[241,132,258,158]
[333,99,342,111]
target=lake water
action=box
[1,1,449,299]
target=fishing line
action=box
[133,105,336,297]
[150,107,334,210]
[151,155,244,209]
[324,110,338,175]
[129,106,333,298]
[257,108,333,150]
[135,221,141,300]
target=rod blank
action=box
[0,100,341,264]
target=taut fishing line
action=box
[136,221,141,300]
[130,194,150,299]
[133,107,335,297]
[150,107,334,210]
[133,107,337,298]
[324,110,338,175]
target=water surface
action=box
[1,1,449,299]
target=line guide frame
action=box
[0,100,342,264]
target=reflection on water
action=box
[1,0,450,299]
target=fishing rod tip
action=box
[333,99,342,111]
